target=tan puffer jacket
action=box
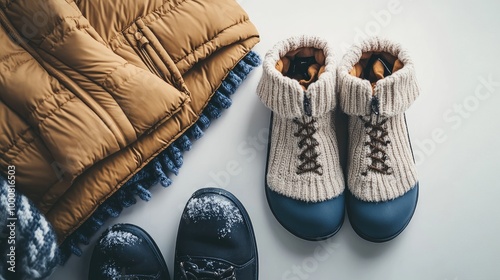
[0,0,259,243]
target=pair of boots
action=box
[258,36,419,242]
[89,188,257,280]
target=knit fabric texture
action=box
[0,176,60,280]
[59,51,261,262]
[257,35,344,202]
[337,37,419,202]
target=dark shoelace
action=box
[360,114,392,176]
[113,276,159,280]
[359,55,394,176]
[293,117,323,175]
[179,261,235,280]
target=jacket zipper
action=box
[303,92,312,116]
[134,29,163,79]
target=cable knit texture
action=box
[0,176,59,280]
[338,37,419,202]
[257,35,344,202]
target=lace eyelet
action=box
[179,261,235,280]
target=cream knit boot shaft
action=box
[337,37,420,202]
[257,35,344,202]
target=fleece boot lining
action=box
[349,51,404,94]
[275,47,326,90]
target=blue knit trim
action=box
[0,176,60,279]
[59,51,261,263]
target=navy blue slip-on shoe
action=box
[174,188,258,280]
[337,37,421,242]
[347,184,418,242]
[89,223,170,280]
[256,36,347,241]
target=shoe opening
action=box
[275,47,326,90]
[349,51,404,94]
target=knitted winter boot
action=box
[257,35,345,240]
[337,37,420,242]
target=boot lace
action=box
[179,261,236,280]
[113,276,158,280]
[293,117,323,175]
[361,97,392,176]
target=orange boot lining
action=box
[275,47,326,90]
[349,51,404,94]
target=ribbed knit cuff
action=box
[257,35,336,118]
[337,37,420,117]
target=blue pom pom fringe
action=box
[59,51,261,263]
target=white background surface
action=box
[51,0,500,279]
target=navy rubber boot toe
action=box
[174,188,258,280]
[266,187,344,241]
[89,224,170,280]
[347,184,419,242]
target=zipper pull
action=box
[371,96,380,115]
[134,29,149,48]
[303,93,312,117]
